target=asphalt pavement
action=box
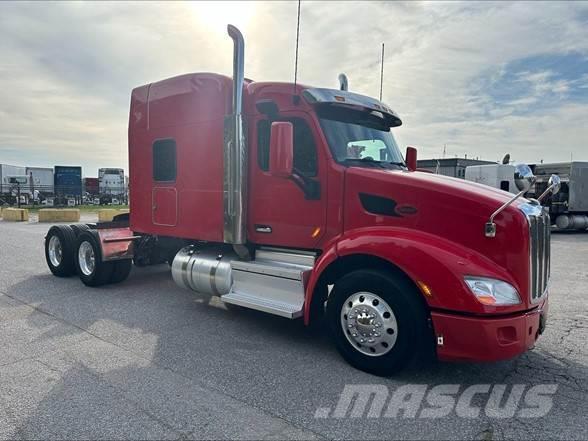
[0,217,586,440]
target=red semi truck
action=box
[43,26,560,375]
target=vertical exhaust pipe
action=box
[338,73,349,91]
[224,25,247,249]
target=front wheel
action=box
[326,269,430,376]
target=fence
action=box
[0,183,129,207]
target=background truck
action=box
[98,168,125,199]
[465,163,517,193]
[466,162,588,231]
[529,162,588,231]
[43,25,558,376]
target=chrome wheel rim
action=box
[340,291,398,356]
[78,241,95,276]
[48,235,62,267]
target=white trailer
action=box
[465,164,517,194]
[1,164,26,193]
[98,168,125,196]
[26,167,54,194]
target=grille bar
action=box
[529,211,550,302]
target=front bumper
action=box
[431,296,548,363]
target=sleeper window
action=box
[153,139,177,182]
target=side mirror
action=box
[537,174,561,202]
[405,146,417,171]
[269,122,294,178]
[514,163,535,192]
[548,174,561,196]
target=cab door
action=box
[248,112,327,249]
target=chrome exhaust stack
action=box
[224,24,247,249]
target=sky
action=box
[0,1,587,177]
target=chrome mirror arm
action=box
[537,183,557,203]
[485,190,526,238]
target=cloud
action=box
[0,0,587,175]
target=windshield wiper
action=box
[343,158,405,169]
[343,157,388,168]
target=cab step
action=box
[220,249,315,319]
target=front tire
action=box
[75,231,113,286]
[326,269,429,376]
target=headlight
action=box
[464,277,521,306]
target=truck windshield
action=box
[317,106,405,168]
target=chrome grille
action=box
[528,210,550,302]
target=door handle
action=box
[255,225,272,233]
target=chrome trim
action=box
[48,235,62,267]
[302,88,401,126]
[519,203,550,304]
[224,24,247,245]
[341,291,398,357]
[78,241,95,276]
[485,190,527,237]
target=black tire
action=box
[326,269,430,376]
[74,231,113,286]
[69,223,91,237]
[109,259,132,284]
[45,225,77,277]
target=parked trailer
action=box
[98,168,125,196]
[529,162,588,231]
[83,177,99,195]
[465,164,518,194]
[0,164,26,197]
[26,166,54,195]
[43,25,560,376]
[54,166,82,204]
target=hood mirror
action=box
[537,174,561,202]
[485,162,534,238]
[514,163,535,192]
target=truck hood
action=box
[343,167,531,291]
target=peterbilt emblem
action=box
[396,205,418,216]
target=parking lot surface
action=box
[0,218,587,440]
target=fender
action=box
[304,226,526,324]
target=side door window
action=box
[257,118,318,177]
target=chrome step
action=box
[220,291,303,318]
[221,253,313,319]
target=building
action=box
[417,158,496,178]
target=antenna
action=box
[379,43,385,101]
[293,0,302,103]
[442,144,447,159]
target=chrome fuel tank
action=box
[171,246,237,295]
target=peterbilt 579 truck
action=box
[43,26,561,376]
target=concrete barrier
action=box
[98,208,129,222]
[38,209,80,223]
[2,208,29,222]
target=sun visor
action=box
[302,88,402,127]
